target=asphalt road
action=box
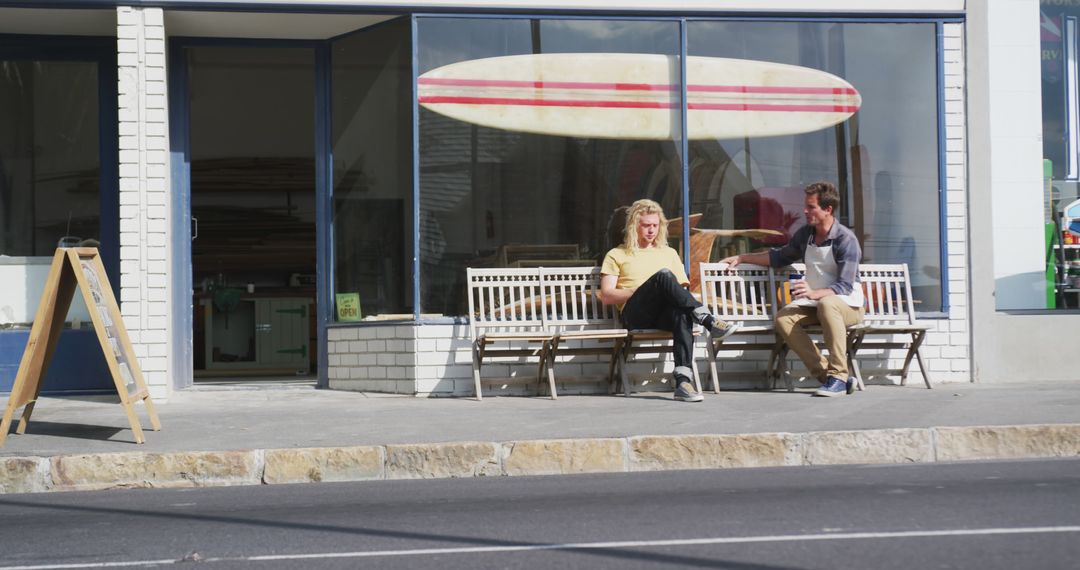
[1,458,1078,569]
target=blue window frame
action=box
[408,13,957,319]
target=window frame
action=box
[406,13,957,321]
[0,33,120,289]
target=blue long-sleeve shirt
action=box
[768,221,862,296]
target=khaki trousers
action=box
[775,295,864,381]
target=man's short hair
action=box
[805,181,840,213]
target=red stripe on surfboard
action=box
[420,96,670,109]
[419,77,672,92]
[419,95,858,113]
[689,85,857,96]
[418,76,858,96]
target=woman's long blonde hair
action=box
[622,199,669,253]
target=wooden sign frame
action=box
[1,248,160,446]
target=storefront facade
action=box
[0,1,1066,400]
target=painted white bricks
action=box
[328,324,418,393]
[117,6,172,399]
[922,21,971,383]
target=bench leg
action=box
[544,340,558,400]
[899,331,929,388]
[471,342,484,401]
[847,331,866,391]
[849,356,865,391]
[766,338,784,391]
[915,348,933,389]
[607,340,623,394]
[619,343,632,397]
[909,331,933,389]
[691,355,703,396]
[776,346,795,392]
[706,338,721,394]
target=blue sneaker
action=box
[814,376,848,397]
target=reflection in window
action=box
[1042,4,1080,310]
[688,21,942,312]
[188,46,316,292]
[414,17,944,316]
[332,18,414,320]
[0,60,100,256]
[416,17,684,316]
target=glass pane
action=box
[688,21,942,312]
[331,18,413,321]
[416,17,683,316]
[0,60,100,256]
[1041,4,1080,310]
[188,46,315,287]
[187,47,316,372]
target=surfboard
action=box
[418,53,861,141]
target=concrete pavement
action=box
[2,380,1079,493]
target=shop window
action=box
[416,17,684,316]
[0,59,100,258]
[688,21,942,312]
[331,18,414,321]
[0,57,105,335]
[415,17,944,317]
[1041,2,1080,310]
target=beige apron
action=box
[790,236,864,308]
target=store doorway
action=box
[184,45,317,382]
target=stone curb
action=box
[2,423,1079,494]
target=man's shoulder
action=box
[831,222,860,243]
[603,246,628,260]
[784,224,813,251]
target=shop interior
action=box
[187,45,318,381]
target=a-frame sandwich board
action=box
[0,248,160,446]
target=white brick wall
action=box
[328,324,418,394]
[117,6,171,400]
[922,21,971,382]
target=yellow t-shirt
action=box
[601,246,690,292]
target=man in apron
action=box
[600,199,740,402]
[721,182,864,397]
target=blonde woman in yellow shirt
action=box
[599,199,738,402]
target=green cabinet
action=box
[203,297,310,373]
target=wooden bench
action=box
[773,263,933,391]
[466,267,626,400]
[697,262,785,392]
[847,264,934,389]
[469,262,933,398]
[467,266,706,399]
[467,268,555,401]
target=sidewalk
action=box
[2,381,1080,494]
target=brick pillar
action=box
[117,6,171,399]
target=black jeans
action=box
[619,268,702,370]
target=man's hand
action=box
[721,251,770,268]
[791,282,835,301]
[791,279,810,299]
